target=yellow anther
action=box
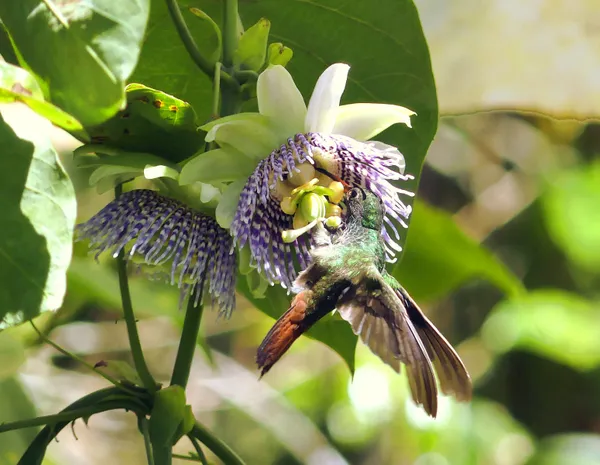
[325,216,342,229]
[288,163,316,187]
[280,196,297,215]
[327,181,345,204]
[325,203,342,218]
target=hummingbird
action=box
[256,186,472,417]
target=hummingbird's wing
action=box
[336,267,439,417]
[395,285,472,402]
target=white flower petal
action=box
[216,179,246,229]
[305,63,350,133]
[257,65,307,135]
[203,114,280,160]
[179,148,256,185]
[332,103,416,141]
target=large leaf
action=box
[394,200,524,301]
[482,290,600,371]
[0,109,76,328]
[238,276,358,374]
[0,0,150,127]
[137,0,437,194]
[542,162,600,272]
[416,0,600,119]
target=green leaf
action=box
[0,60,83,132]
[482,290,600,371]
[0,0,150,126]
[149,385,187,446]
[0,111,76,328]
[237,276,358,374]
[0,378,38,465]
[542,161,600,272]
[235,18,270,72]
[86,84,205,163]
[393,200,524,301]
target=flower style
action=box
[182,63,415,290]
[76,189,236,316]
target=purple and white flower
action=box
[76,189,236,316]
[180,63,416,290]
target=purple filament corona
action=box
[76,189,236,317]
[231,132,414,289]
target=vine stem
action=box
[141,417,156,465]
[190,423,245,465]
[165,0,238,90]
[170,295,204,388]
[114,184,157,393]
[220,0,242,116]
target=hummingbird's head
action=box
[344,187,385,231]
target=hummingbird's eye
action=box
[349,188,361,199]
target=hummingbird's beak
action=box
[314,166,351,191]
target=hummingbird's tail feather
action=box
[337,277,439,417]
[397,287,472,402]
[256,291,311,377]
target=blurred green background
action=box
[3,1,600,464]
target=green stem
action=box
[165,0,213,76]
[222,0,239,68]
[114,185,157,393]
[166,0,238,90]
[188,435,209,465]
[141,417,155,465]
[190,423,245,465]
[173,454,204,463]
[170,297,204,388]
[153,446,173,465]
[220,0,242,116]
